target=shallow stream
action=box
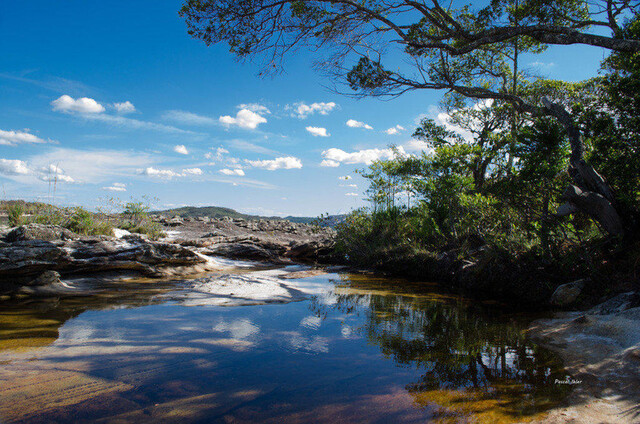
[0,262,570,423]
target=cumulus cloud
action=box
[0,129,49,146]
[220,168,245,176]
[103,182,127,192]
[174,144,189,155]
[140,167,182,178]
[306,126,329,137]
[338,175,352,180]
[205,147,230,162]
[320,159,339,167]
[51,95,105,114]
[345,193,358,197]
[141,166,204,179]
[39,164,74,183]
[220,108,267,130]
[385,125,405,135]
[113,101,136,114]
[0,159,30,175]
[289,101,337,119]
[238,103,271,115]
[183,167,203,175]
[162,110,217,125]
[321,147,405,166]
[346,119,373,130]
[246,156,302,171]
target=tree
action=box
[180,0,640,237]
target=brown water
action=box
[0,265,570,423]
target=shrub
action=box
[6,203,24,227]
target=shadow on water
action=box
[0,270,570,423]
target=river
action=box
[0,261,570,423]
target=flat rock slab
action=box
[169,267,330,307]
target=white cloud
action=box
[113,101,136,114]
[141,167,203,178]
[385,125,405,135]
[346,119,373,130]
[141,167,182,179]
[220,109,267,130]
[246,156,302,171]
[103,184,127,192]
[162,110,217,125]
[0,159,30,175]
[403,139,435,153]
[220,168,245,176]
[27,148,155,184]
[103,182,127,192]
[289,102,337,119]
[183,167,203,175]
[0,129,49,146]
[306,126,329,137]
[174,144,189,155]
[321,147,405,166]
[432,99,495,143]
[205,147,230,162]
[39,164,74,183]
[338,175,352,180]
[345,193,358,197]
[320,159,339,167]
[238,103,271,115]
[529,61,555,70]
[340,183,358,188]
[51,95,105,114]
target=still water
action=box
[0,264,569,423]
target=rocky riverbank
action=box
[0,218,336,298]
[527,292,640,424]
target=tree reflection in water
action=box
[309,274,571,421]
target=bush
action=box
[6,204,24,227]
[66,207,113,236]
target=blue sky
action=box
[0,0,610,216]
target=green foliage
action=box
[6,203,24,227]
[123,201,150,226]
[67,207,113,236]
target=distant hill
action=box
[154,205,345,226]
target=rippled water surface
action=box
[0,265,570,423]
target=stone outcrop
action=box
[0,231,207,288]
[6,224,78,242]
[549,279,587,306]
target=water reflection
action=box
[0,269,568,423]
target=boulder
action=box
[6,224,77,242]
[550,279,587,306]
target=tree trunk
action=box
[542,98,625,236]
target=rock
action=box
[550,279,587,306]
[112,228,131,239]
[166,216,184,227]
[6,224,78,242]
[27,270,62,286]
[589,292,638,315]
[0,238,206,282]
[206,242,283,262]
